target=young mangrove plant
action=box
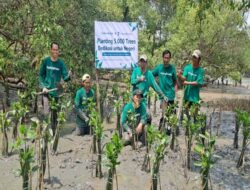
[51,99,70,154]
[89,108,104,178]
[31,117,51,189]
[105,132,123,190]
[151,132,169,190]
[14,124,38,190]
[142,125,158,172]
[234,109,242,149]
[86,98,97,153]
[0,110,11,156]
[127,110,138,150]
[114,99,123,138]
[236,110,250,168]
[169,115,178,151]
[11,101,29,140]
[183,104,202,170]
[194,132,218,190]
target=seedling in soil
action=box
[151,132,169,190]
[234,109,242,149]
[236,110,250,168]
[194,132,218,190]
[0,110,11,156]
[147,89,153,109]
[51,99,70,154]
[13,124,38,190]
[169,115,178,151]
[127,110,138,150]
[89,109,104,178]
[10,101,29,140]
[105,132,123,190]
[114,99,123,138]
[31,117,52,189]
[183,104,202,170]
[142,125,158,172]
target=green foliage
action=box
[194,132,218,190]
[0,110,11,156]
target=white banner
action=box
[95,21,138,69]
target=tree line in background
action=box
[0,0,250,100]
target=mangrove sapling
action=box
[11,101,29,140]
[153,92,157,116]
[151,132,169,190]
[114,99,123,138]
[51,100,70,154]
[31,117,51,189]
[234,109,241,149]
[14,124,38,190]
[86,98,98,153]
[236,110,250,168]
[142,125,157,172]
[89,109,104,178]
[147,90,153,109]
[183,106,202,170]
[127,110,138,150]
[105,132,123,190]
[169,115,178,151]
[194,132,218,190]
[0,110,11,156]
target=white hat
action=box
[139,54,148,62]
[192,49,201,59]
[82,74,91,82]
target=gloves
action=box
[42,87,49,94]
[76,109,89,122]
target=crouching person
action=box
[74,74,95,136]
[121,89,147,146]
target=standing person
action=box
[39,42,71,136]
[121,89,147,145]
[74,74,95,136]
[177,49,204,107]
[152,50,177,106]
[131,54,167,123]
[152,50,177,134]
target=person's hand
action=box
[67,70,72,78]
[177,70,182,78]
[42,87,49,94]
[136,124,143,134]
[163,96,168,103]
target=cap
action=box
[192,49,201,59]
[133,89,143,98]
[82,74,91,82]
[139,54,147,62]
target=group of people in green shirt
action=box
[39,42,204,144]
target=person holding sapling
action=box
[177,49,204,108]
[152,50,177,133]
[39,42,71,136]
[74,74,95,136]
[131,54,168,123]
[121,89,147,144]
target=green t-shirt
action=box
[39,57,70,97]
[74,87,95,125]
[152,64,177,101]
[131,67,164,103]
[121,102,147,132]
[183,64,204,103]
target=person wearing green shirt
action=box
[131,54,167,123]
[152,50,177,135]
[177,49,204,105]
[121,89,147,144]
[38,42,71,136]
[74,74,95,136]
[152,50,177,104]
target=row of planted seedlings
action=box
[0,91,70,190]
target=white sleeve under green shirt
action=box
[182,64,204,103]
[151,64,177,101]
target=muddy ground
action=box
[0,84,250,190]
